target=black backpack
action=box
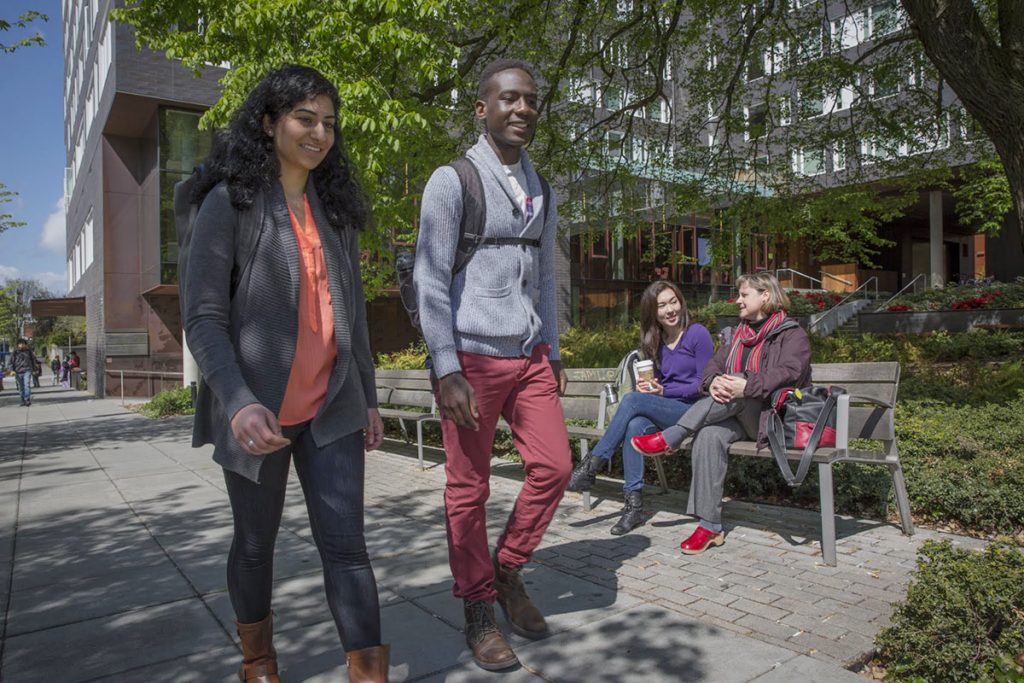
[173,169,265,319]
[397,156,551,330]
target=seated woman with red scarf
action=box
[631,272,811,555]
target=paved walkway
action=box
[0,385,984,682]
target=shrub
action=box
[139,386,194,418]
[876,540,1024,683]
[376,339,429,369]
[558,325,638,368]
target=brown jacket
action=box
[700,318,812,446]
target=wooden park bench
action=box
[375,361,913,566]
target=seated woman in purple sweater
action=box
[567,280,714,535]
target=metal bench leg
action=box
[818,462,837,566]
[416,419,425,471]
[397,417,411,444]
[579,438,593,511]
[889,459,915,536]
[652,455,669,494]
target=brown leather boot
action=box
[463,600,518,671]
[493,554,548,639]
[236,613,281,682]
[346,644,390,682]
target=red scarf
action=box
[726,310,786,374]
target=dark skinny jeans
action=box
[224,426,381,652]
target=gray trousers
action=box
[678,397,761,525]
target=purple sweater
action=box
[656,323,714,402]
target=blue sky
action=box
[0,0,67,294]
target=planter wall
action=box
[859,308,1024,334]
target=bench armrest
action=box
[835,393,850,452]
[597,386,615,430]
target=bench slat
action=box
[375,369,431,380]
[811,362,899,383]
[565,368,618,382]
[385,389,434,410]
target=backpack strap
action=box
[448,157,487,275]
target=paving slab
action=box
[2,599,227,682]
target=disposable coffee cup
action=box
[634,359,655,382]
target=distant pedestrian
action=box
[60,357,70,389]
[32,356,42,388]
[51,357,60,385]
[11,339,37,406]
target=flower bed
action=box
[883,278,1024,312]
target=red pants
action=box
[440,346,572,603]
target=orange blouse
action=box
[278,195,337,426]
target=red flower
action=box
[888,304,910,312]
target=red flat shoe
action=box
[631,432,670,457]
[680,526,725,555]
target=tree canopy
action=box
[0,10,48,53]
[0,183,26,236]
[115,0,1020,289]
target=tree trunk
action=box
[900,0,1024,252]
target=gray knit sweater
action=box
[414,135,560,379]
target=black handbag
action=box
[766,385,845,487]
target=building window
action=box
[791,148,824,176]
[869,66,901,99]
[158,109,214,284]
[747,50,765,81]
[745,102,768,140]
[868,1,904,38]
[792,24,824,63]
[798,88,825,118]
[830,12,865,50]
[603,85,624,111]
[604,130,626,160]
[832,145,846,172]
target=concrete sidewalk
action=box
[0,385,983,682]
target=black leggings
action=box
[224,426,381,652]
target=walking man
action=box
[11,339,37,406]
[414,59,571,671]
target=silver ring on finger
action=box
[247,438,255,448]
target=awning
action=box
[31,297,86,317]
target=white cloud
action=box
[39,197,66,254]
[0,265,21,282]
[35,271,68,295]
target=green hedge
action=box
[876,540,1024,683]
[139,386,195,418]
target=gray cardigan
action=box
[413,135,560,379]
[183,179,377,482]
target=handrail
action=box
[106,369,186,405]
[820,271,854,288]
[875,273,928,312]
[775,268,822,289]
[809,276,879,334]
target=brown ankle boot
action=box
[493,554,548,639]
[346,644,390,683]
[463,600,518,671]
[236,613,281,682]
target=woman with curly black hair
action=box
[184,65,388,682]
